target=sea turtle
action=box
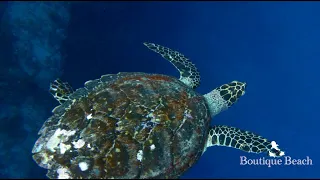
[32,43,285,179]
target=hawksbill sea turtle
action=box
[32,42,285,179]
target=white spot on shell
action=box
[79,162,89,171]
[150,144,156,151]
[86,113,93,120]
[46,128,76,152]
[57,168,70,179]
[137,150,143,162]
[72,139,85,149]
[62,129,77,136]
[59,143,71,154]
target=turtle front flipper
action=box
[143,42,201,89]
[49,79,74,104]
[204,125,285,157]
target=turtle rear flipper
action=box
[49,79,74,104]
[144,42,201,89]
[204,125,285,157]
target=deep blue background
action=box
[2,1,320,178]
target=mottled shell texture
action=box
[32,72,211,179]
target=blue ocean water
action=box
[0,1,319,178]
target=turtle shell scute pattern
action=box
[32,72,211,179]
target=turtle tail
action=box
[49,78,74,104]
[205,125,285,157]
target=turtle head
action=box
[219,81,246,107]
[203,81,246,117]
